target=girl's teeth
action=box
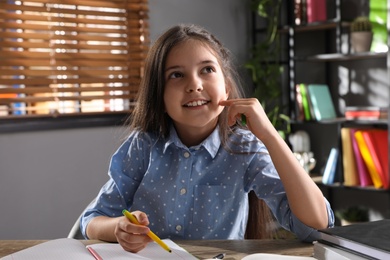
[187,101,206,107]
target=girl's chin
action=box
[173,118,219,129]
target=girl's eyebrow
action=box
[165,60,218,72]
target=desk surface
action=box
[0,239,313,259]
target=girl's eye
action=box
[201,66,215,74]
[168,72,183,79]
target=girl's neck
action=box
[173,122,217,147]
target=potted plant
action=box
[335,206,369,226]
[350,16,373,53]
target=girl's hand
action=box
[114,210,153,253]
[219,98,276,141]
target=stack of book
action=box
[339,128,388,189]
[314,220,390,260]
[295,84,337,122]
[345,106,388,121]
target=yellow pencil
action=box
[122,209,172,253]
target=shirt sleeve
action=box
[245,145,335,242]
[80,131,151,239]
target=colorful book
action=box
[362,129,389,189]
[345,106,388,120]
[299,83,311,121]
[340,128,359,186]
[322,148,338,185]
[295,84,305,121]
[354,130,383,189]
[306,0,327,23]
[307,84,337,120]
[350,129,373,187]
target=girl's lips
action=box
[183,100,210,107]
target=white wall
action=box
[0,127,126,239]
[0,0,251,239]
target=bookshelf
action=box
[250,0,390,221]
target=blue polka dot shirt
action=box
[81,126,334,241]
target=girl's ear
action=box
[225,89,230,100]
[224,78,230,97]
[225,82,231,99]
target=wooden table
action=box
[0,239,314,259]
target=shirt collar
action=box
[163,125,221,158]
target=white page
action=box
[0,238,95,260]
[87,239,197,260]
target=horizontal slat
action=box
[0,68,141,77]
[0,59,144,67]
[0,86,134,94]
[0,105,134,115]
[0,94,136,104]
[0,40,150,52]
[0,77,141,85]
[0,51,146,61]
[0,31,140,43]
[0,12,148,26]
[0,22,127,35]
[0,3,149,17]
[0,0,148,9]
[0,21,150,33]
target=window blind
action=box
[0,0,149,117]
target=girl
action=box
[81,24,334,253]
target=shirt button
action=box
[176,225,182,231]
[183,152,190,158]
[180,188,186,195]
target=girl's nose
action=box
[186,76,203,93]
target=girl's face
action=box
[163,39,229,138]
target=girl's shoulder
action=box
[231,127,259,142]
[228,127,267,153]
[127,129,161,144]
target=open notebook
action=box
[1,238,197,260]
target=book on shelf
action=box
[345,106,388,120]
[340,128,359,186]
[298,83,312,121]
[0,238,197,260]
[295,83,338,121]
[354,130,384,189]
[306,0,327,23]
[322,147,338,185]
[318,219,390,260]
[306,84,337,121]
[350,129,373,187]
[361,129,389,189]
[295,84,305,121]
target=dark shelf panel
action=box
[291,118,388,126]
[277,19,350,33]
[318,182,390,193]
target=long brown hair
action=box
[128,24,273,239]
[129,24,242,145]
